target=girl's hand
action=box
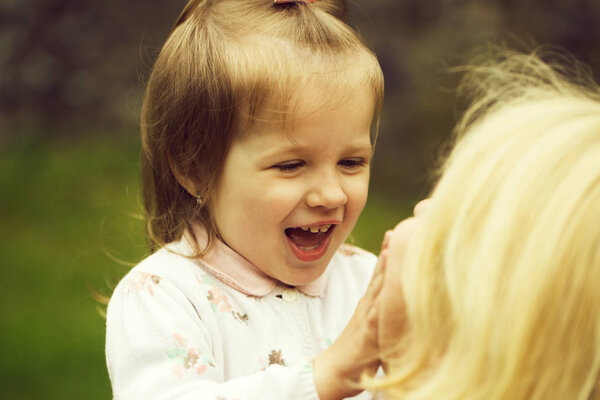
[378,199,429,370]
[312,199,430,399]
[313,240,387,400]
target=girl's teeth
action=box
[298,224,333,233]
[299,244,319,251]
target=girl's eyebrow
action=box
[344,143,373,153]
[257,143,303,158]
[259,141,372,158]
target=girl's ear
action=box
[168,155,197,197]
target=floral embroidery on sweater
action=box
[166,333,215,377]
[268,349,286,366]
[257,349,286,370]
[258,349,286,371]
[206,287,232,313]
[196,274,249,324]
[124,272,161,296]
[318,337,333,352]
[232,311,249,324]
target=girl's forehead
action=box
[242,84,377,127]
[232,79,380,148]
[235,88,375,153]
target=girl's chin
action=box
[277,263,329,287]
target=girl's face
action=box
[211,91,374,286]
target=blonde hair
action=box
[140,0,384,253]
[371,50,600,400]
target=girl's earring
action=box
[196,191,203,207]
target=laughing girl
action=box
[105,0,385,399]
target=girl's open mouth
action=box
[285,224,335,262]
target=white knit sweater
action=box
[106,236,376,400]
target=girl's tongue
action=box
[285,227,331,248]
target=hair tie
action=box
[274,0,319,4]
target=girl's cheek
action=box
[345,176,370,201]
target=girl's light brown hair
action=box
[140,0,383,255]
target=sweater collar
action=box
[184,223,328,297]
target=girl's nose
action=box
[306,173,348,209]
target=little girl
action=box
[106,0,384,399]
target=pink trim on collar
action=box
[187,223,328,297]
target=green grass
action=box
[0,131,415,398]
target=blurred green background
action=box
[1,0,599,398]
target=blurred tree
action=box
[1,0,599,195]
[349,0,600,197]
[0,0,184,128]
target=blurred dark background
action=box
[1,0,599,398]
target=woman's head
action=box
[140,0,383,253]
[377,51,600,399]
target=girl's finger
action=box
[381,230,393,251]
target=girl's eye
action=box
[338,158,367,169]
[273,161,304,172]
